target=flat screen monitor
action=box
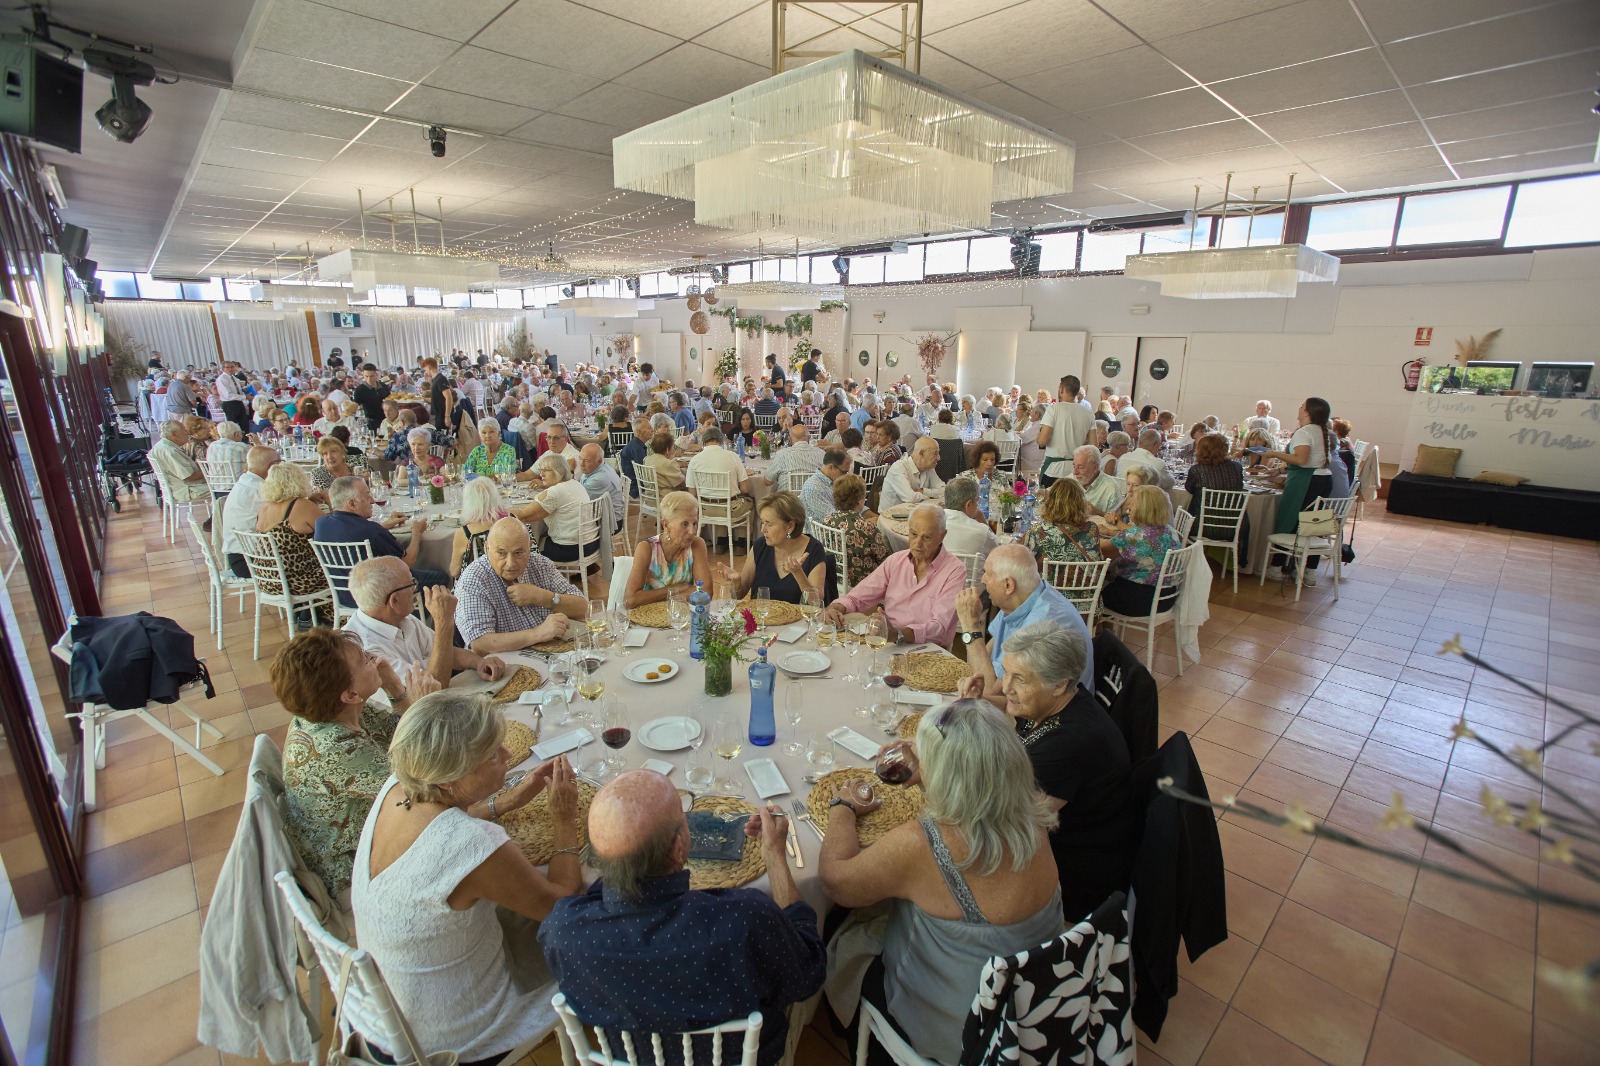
[1526,362,1592,396]
[330,312,360,329]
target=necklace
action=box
[1017,711,1064,748]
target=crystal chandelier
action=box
[612,49,1075,244]
[1123,244,1340,299]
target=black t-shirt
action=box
[751,536,828,604]
[768,365,786,386]
[801,359,820,383]
[352,381,390,426]
[476,352,488,366]
[430,372,453,430]
[327,354,345,370]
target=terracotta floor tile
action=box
[1212,696,1296,735]
[1221,872,1283,945]
[77,912,202,1018]
[1264,737,1353,788]
[1365,1013,1481,1066]
[1282,717,1367,760]
[1196,1008,1325,1066]
[1398,901,1535,1012]
[1217,821,1306,895]
[1177,935,1258,1004]
[1194,715,1280,759]
[1287,857,1410,946]
[1296,696,1379,737]
[83,823,193,899]
[1187,736,1262,789]
[1143,978,1226,1066]
[84,788,186,854]
[1381,954,1533,1066]
[1231,949,1376,1066]
[72,970,204,1066]
[1261,900,1395,1006]
[1243,761,1341,819]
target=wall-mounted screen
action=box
[330,311,361,329]
[1526,362,1592,397]
[1422,361,1519,393]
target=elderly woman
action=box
[1024,477,1099,565]
[822,474,889,589]
[868,420,903,467]
[250,396,278,435]
[954,440,1000,486]
[451,476,508,579]
[983,414,1017,444]
[253,463,329,599]
[311,436,354,490]
[1016,404,1046,476]
[352,691,583,1065]
[819,699,1064,1064]
[1101,430,1133,477]
[463,417,522,480]
[262,410,294,441]
[624,490,710,608]
[1098,484,1181,616]
[713,491,828,606]
[272,628,439,899]
[182,415,215,460]
[644,429,685,492]
[513,452,597,562]
[1185,431,1248,547]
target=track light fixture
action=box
[427,125,446,157]
[84,46,155,144]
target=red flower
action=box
[1014,479,1027,496]
[740,608,757,635]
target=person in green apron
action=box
[1261,397,1337,585]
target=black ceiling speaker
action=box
[0,39,83,152]
[60,223,89,260]
[831,255,850,280]
[1010,230,1041,276]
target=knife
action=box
[791,800,825,843]
[786,810,804,867]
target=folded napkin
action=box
[687,811,750,861]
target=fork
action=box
[791,800,825,843]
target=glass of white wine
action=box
[576,651,605,704]
[815,620,836,652]
[804,732,836,784]
[711,710,745,796]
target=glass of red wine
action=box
[875,740,918,787]
[600,697,630,776]
[883,672,906,707]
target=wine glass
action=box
[754,587,772,627]
[862,613,889,652]
[710,710,745,796]
[600,697,630,774]
[575,651,605,704]
[783,683,805,756]
[587,599,608,637]
[684,704,714,793]
[875,739,918,784]
[548,655,575,710]
[804,732,836,784]
[798,590,822,637]
[667,589,692,652]
[815,620,836,653]
[883,667,906,707]
[610,605,635,657]
[864,649,892,693]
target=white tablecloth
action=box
[1170,486,1282,575]
[385,488,616,578]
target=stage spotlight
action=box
[831,254,850,279]
[84,47,155,144]
[427,125,446,157]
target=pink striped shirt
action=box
[833,547,966,646]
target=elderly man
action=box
[162,369,197,420]
[577,443,625,535]
[849,396,879,433]
[313,476,446,605]
[1073,445,1127,515]
[878,436,945,512]
[752,387,781,418]
[1246,399,1281,436]
[205,420,252,483]
[540,771,823,1066]
[799,447,849,528]
[942,478,998,564]
[668,391,698,434]
[618,416,650,498]
[311,398,353,437]
[1118,428,1176,489]
[149,420,211,510]
[822,502,965,646]
[891,401,921,448]
[685,427,752,523]
[344,557,504,688]
[544,422,580,467]
[821,409,852,447]
[454,517,585,653]
[765,423,823,488]
[222,445,279,576]
[954,544,1094,709]
[1034,374,1093,488]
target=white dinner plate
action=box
[624,658,682,684]
[776,650,831,675]
[638,716,701,751]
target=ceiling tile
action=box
[1283,122,1435,161]
[1386,2,1600,86]
[689,3,773,64]
[311,0,511,40]
[1074,141,1166,174]
[253,0,461,81]
[1090,0,1302,42]
[386,85,543,136]
[613,43,768,103]
[1354,0,1560,45]
[1453,147,1598,178]
[1011,46,1194,113]
[1427,94,1598,143]
[1441,123,1600,165]
[211,120,347,162]
[355,118,465,155]
[512,113,623,155]
[477,2,678,80]
[1406,49,1600,118]
[1153,0,1372,83]
[910,47,1004,94]
[194,163,303,191]
[1251,91,1419,140]
[1210,49,1396,116]
[967,84,1078,130]
[926,1,1140,78]
[1319,146,1451,183]
[569,0,764,39]
[1080,162,1197,189]
[557,83,688,127]
[431,159,540,189]
[234,50,410,112]
[1131,119,1273,160]
[315,142,448,187]
[1339,164,1457,192]
[1080,88,1239,139]
[1175,144,1303,179]
[222,95,370,140]
[423,47,602,112]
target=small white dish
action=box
[532,728,593,761]
[638,716,702,751]
[622,627,649,648]
[777,650,831,675]
[744,757,790,799]
[640,758,674,776]
[624,658,681,684]
[828,726,881,761]
[773,624,808,644]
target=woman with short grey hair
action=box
[352,690,582,1063]
[512,450,595,561]
[817,698,1064,1064]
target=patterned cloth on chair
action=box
[963,891,1133,1066]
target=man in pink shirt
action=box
[822,503,965,647]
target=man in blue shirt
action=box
[954,543,1095,703]
[752,387,781,418]
[313,477,448,606]
[540,772,824,1066]
[618,416,650,498]
[668,392,698,435]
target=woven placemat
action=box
[499,779,597,866]
[897,711,923,740]
[686,796,765,890]
[492,666,544,704]
[531,638,576,654]
[892,652,972,694]
[629,601,672,628]
[806,769,925,847]
[737,596,803,627]
[504,721,537,766]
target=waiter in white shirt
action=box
[1034,374,1094,488]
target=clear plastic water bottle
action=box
[294,425,304,444]
[748,648,776,746]
[688,579,710,660]
[977,473,991,519]
[408,464,420,499]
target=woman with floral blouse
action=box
[821,473,890,591]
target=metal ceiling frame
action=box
[771,0,922,75]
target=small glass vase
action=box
[428,485,445,505]
[759,442,771,460]
[704,653,733,697]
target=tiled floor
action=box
[74,487,1600,1065]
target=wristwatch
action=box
[960,631,984,645]
[549,593,561,607]
[829,797,854,812]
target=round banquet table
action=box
[381,484,616,578]
[673,452,775,504]
[1169,483,1282,575]
[446,628,960,916]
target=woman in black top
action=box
[713,491,828,606]
[1183,430,1249,557]
[731,407,760,449]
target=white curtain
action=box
[370,309,517,366]
[101,301,219,369]
[212,309,314,373]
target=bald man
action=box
[576,443,625,535]
[453,517,586,653]
[222,445,281,576]
[955,543,1094,708]
[538,771,824,1066]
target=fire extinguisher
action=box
[1402,357,1426,392]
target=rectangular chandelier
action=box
[1123,244,1340,299]
[715,281,844,311]
[317,249,499,297]
[612,49,1075,244]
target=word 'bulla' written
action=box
[1423,421,1477,441]
[1509,428,1595,452]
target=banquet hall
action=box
[0,1,1598,1064]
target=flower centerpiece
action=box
[425,456,446,504]
[753,429,772,460]
[992,483,1020,528]
[700,606,763,696]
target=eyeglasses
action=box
[387,580,419,600]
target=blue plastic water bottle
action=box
[748,648,776,746]
[1020,490,1037,533]
[408,464,420,499]
[977,473,991,519]
[688,579,710,659]
[735,433,746,460]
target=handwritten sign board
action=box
[1402,393,1600,492]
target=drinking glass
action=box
[799,590,822,637]
[815,620,837,653]
[684,703,714,793]
[548,654,575,707]
[610,605,635,657]
[871,700,900,736]
[754,587,772,626]
[864,649,892,693]
[545,689,574,728]
[587,599,608,638]
[600,697,630,774]
[710,710,745,796]
[575,651,605,704]
[783,683,805,756]
[667,589,692,651]
[875,739,918,784]
[804,732,837,784]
